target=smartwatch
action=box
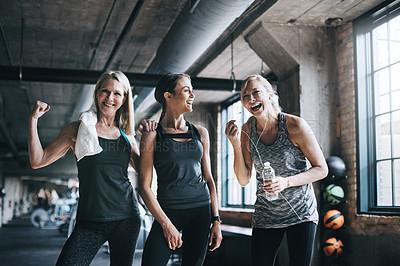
[212,215,222,223]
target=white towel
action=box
[75,110,102,161]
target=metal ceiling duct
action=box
[134,0,255,109]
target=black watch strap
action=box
[212,215,222,223]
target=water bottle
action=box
[262,162,279,201]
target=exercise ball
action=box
[326,156,346,179]
[323,237,344,258]
[324,184,344,205]
[324,209,344,229]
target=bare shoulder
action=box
[242,116,254,134]
[125,134,136,144]
[285,114,308,133]
[193,124,209,138]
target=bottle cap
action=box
[264,162,270,167]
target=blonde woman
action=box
[225,74,328,266]
[29,70,156,266]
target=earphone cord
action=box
[240,128,304,222]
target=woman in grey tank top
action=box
[225,74,328,266]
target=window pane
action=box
[392,90,400,111]
[374,68,390,114]
[376,114,392,159]
[377,160,392,206]
[389,16,400,64]
[244,170,257,205]
[393,111,400,157]
[227,133,242,205]
[227,177,242,205]
[394,160,400,206]
[391,62,400,97]
[373,23,389,70]
[223,101,255,207]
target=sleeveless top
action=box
[154,121,210,209]
[249,113,319,228]
[76,129,139,221]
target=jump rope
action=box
[238,120,304,223]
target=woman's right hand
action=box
[225,120,240,146]
[139,119,158,132]
[162,221,183,250]
[31,100,50,119]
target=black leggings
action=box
[141,205,211,266]
[251,222,317,266]
[56,216,141,266]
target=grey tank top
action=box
[250,113,319,228]
[76,131,139,222]
[154,121,210,209]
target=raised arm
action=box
[197,125,222,251]
[225,119,253,186]
[138,131,182,251]
[127,119,158,173]
[28,100,78,169]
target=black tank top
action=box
[154,121,210,209]
[76,132,139,221]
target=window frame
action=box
[354,0,400,215]
[220,98,256,209]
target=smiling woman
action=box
[28,70,156,266]
[225,74,328,266]
[139,73,223,266]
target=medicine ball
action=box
[324,184,344,205]
[326,156,346,179]
[323,237,344,258]
[324,209,344,229]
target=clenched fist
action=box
[31,100,50,119]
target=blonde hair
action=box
[93,70,135,135]
[241,74,281,116]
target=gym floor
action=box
[0,217,142,266]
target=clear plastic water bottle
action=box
[262,162,279,201]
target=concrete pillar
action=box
[244,22,300,115]
[245,21,337,156]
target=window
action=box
[355,1,400,214]
[220,100,257,208]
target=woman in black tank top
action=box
[28,70,157,266]
[139,73,223,266]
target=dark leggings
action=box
[56,216,141,266]
[252,222,317,266]
[141,205,211,266]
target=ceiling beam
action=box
[0,66,242,91]
[187,0,278,76]
[244,22,298,77]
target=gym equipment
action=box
[326,156,347,180]
[324,209,344,229]
[324,184,344,205]
[323,237,344,258]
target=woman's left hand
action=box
[209,222,223,251]
[263,176,289,194]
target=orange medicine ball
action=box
[324,209,344,229]
[323,237,344,258]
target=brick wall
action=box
[336,21,400,265]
